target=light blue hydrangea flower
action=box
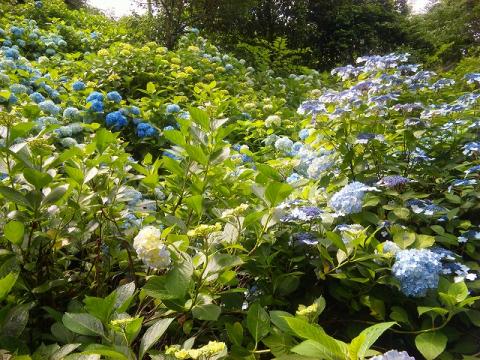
[63,107,80,119]
[29,92,45,103]
[370,350,415,360]
[39,100,60,115]
[10,84,28,94]
[328,182,376,215]
[392,249,442,297]
[274,136,293,153]
[166,104,181,113]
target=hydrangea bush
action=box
[0,1,479,359]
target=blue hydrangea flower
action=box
[63,107,80,120]
[293,232,318,245]
[10,26,25,37]
[105,111,128,130]
[45,48,56,56]
[72,80,86,91]
[463,141,480,156]
[281,206,323,222]
[39,100,60,115]
[286,173,302,184]
[299,128,312,140]
[166,104,181,113]
[406,199,445,216]
[458,229,480,244]
[10,84,28,94]
[370,350,415,360]
[3,47,20,59]
[377,175,410,188]
[274,137,293,153]
[392,249,443,297]
[29,92,45,103]
[8,94,18,104]
[35,1,43,8]
[107,91,122,103]
[328,182,376,215]
[225,64,234,71]
[86,91,104,102]
[137,123,157,137]
[88,99,103,112]
[163,126,174,131]
[129,106,141,115]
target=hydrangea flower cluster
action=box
[392,248,443,297]
[133,226,171,270]
[328,182,377,215]
[280,206,323,222]
[370,350,415,360]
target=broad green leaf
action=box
[415,332,447,360]
[189,107,210,131]
[185,195,203,215]
[139,317,174,359]
[226,322,243,346]
[291,340,346,360]
[0,272,18,300]
[247,303,270,343]
[23,168,52,189]
[264,181,293,207]
[4,221,24,245]
[51,344,81,360]
[41,185,68,206]
[192,303,221,321]
[82,344,128,360]
[349,322,395,359]
[84,293,116,324]
[62,313,104,337]
[447,281,468,302]
[0,186,32,208]
[144,260,193,300]
[163,129,186,146]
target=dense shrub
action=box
[0,1,479,359]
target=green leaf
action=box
[62,313,104,337]
[185,195,203,215]
[326,231,347,253]
[192,303,221,321]
[349,322,395,359]
[247,303,270,343]
[146,82,156,94]
[393,230,416,249]
[185,144,208,165]
[448,281,468,302]
[23,168,52,189]
[41,185,68,206]
[50,344,81,360]
[163,129,186,146]
[4,221,24,245]
[0,186,31,208]
[291,340,345,360]
[82,344,128,360]
[189,107,210,131]
[264,181,293,207]
[415,332,447,360]
[255,164,283,181]
[226,322,243,346]
[0,272,18,301]
[143,260,193,300]
[139,317,174,359]
[84,293,116,324]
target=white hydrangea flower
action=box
[133,226,171,270]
